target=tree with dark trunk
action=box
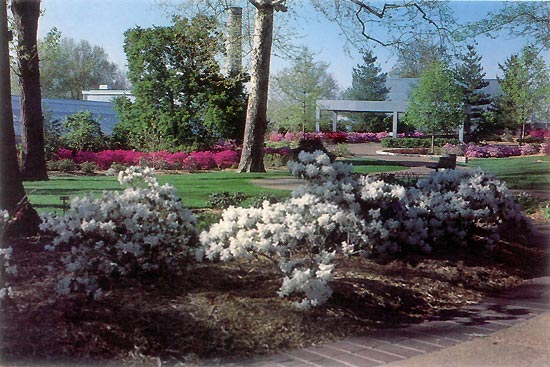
[11,0,48,181]
[1,0,40,236]
[238,0,286,172]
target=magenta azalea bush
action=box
[54,148,242,171]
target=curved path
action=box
[242,143,550,367]
[224,276,550,367]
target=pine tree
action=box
[454,44,491,142]
[343,49,389,132]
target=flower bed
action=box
[443,143,547,158]
[267,131,424,144]
[54,148,242,171]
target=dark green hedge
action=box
[381,137,460,148]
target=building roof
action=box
[385,78,502,101]
[11,96,119,136]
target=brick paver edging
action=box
[223,277,550,367]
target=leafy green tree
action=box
[342,48,388,132]
[39,32,129,99]
[405,60,464,152]
[269,47,338,132]
[62,112,105,152]
[43,114,64,159]
[454,44,491,143]
[114,15,247,152]
[496,45,550,144]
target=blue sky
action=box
[37,0,549,89]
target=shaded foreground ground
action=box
[1,220,548,367]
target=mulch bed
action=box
[1,221,548,367]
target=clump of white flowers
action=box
[199,193,368,310]
[1,210,17,302]
[201,150,531,309]
[40,166,197,299]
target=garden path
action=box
[226,276,550,367]
[254,143,462,191]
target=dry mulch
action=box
[1,221,548,367]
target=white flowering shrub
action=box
[202,150,531,309]
[199,194,368,309]
[40,166,197,299]
[1,210,16,302]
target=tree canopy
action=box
[342,48,388,132]
[496,45,550,143]
[269,47,338,132]
[39,31,129,99]
[454,44,491,142]
[113,15,247,152]
[405,59,464,148]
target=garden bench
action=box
[426,154,456,171]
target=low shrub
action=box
[207,192,248,209]
[40,166,198,299]
[79,161,98,174]
[47,159,78,172]
[381,137,460,149]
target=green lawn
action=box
[468,156,550,190]
[341,158,409,174]
[24,159,407,214]
[24,171,292,214]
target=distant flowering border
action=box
[266,131,424,144]
[444,143,547,158]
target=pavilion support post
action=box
[332,111,338,132]
[315,108,321,132]
[392,111,398,138]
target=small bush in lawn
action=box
[80,161,98,174]
[40,166,198,300]
[208,192,248,209]
[47,159,78,172]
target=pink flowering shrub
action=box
[520,144,539,156]
[527,129,550,139]
[184,151,216,170]
[540,142,550,155]
[213,150,240,169]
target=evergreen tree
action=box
[496,45,550,144]
[343,49,389,132]
[454,44,491,142]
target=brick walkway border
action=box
[224,277,550,367]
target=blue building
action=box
[11,96,119,139]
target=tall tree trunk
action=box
[0,0,39,236]
[12,0,48,181]
[238,1,275,173]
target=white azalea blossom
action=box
[40,166,197,299]
[201,150,531,309]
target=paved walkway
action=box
[225,277,550,367]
